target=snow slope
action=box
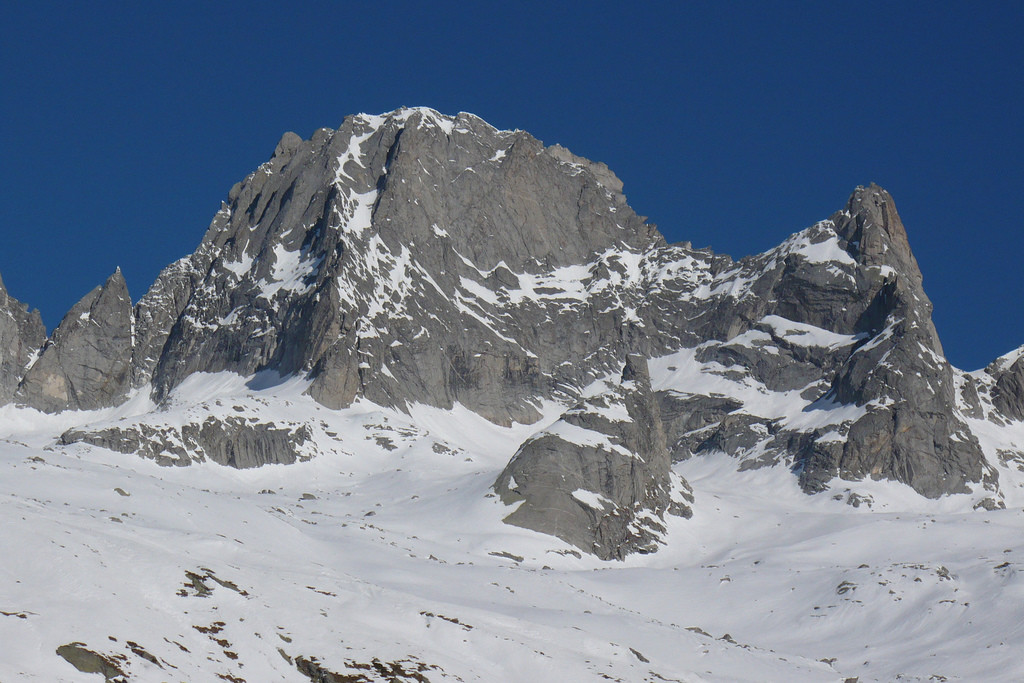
[2,372,1024,682]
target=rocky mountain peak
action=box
[107,266,127,289]
[834,183,921,285]
[17,268,133,412]
[128,106,663,425]
[0,109,1016,550]
[273,130,303,160]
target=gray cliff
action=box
[636,185,988,499]
[17,269,133,412]
[494,356,692,560]
[61,416,314,468]
[984,349,1024,422]
[0,274,46,404]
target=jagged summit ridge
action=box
[137,106,660,427]
[1,109,1022,557]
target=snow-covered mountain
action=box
[3,107,1024,681]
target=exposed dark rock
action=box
[495,356,692,560]
[18,269,133,412]
[657,391,743,461]
[696,413,776,458]
[295,654,439,682]
[56,643,127,681]
[793,187,986,497]
[0,273,45,404]
[60,415,314,468]
[987,349,1024,421]
[651,185,988,499]
[957,373,985,419]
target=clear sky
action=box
[1,2,1021,370]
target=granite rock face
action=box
[137,109,662,427]
[637,185,987,499]
[17,269,133,412]
[494,356,692,560]
[0,274,46,404]
[60,415,315,468]
[984,348,1024,422]
[803,187,985,498]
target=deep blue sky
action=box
[1,2,1021,370]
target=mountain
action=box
[6,109,1009,506]
[3,108,1024,681]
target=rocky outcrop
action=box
[0,273,46,404]
[985,348,1024,422]
[657,392,744,460]
[55,643,126,682]
[494,356,692,560]
[791,186,986,497]
[17,269,133,412]
[60,415,315,467]
[643,185,988,499]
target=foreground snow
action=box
[1,375,1022,682]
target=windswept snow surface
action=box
[2,374,1024,681]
